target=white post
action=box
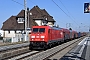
[24,0,27,41]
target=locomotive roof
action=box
[51,26,62,30]
[32,25,61,30]
[32,25,70,30]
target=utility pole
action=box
[24,0,27,41]
[28,11,29,28]
[27,8,29,28]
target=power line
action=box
[59,0,79,26]
[11,0,24,6]
[59,0,70,14]
[52,0,70,18]
[28,0,66,25]
[52,0,79,26]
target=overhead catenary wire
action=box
[59,3,78,23]
[11,0,24,6]
[52,0,70,18]
[59,0,79,26]
[52,0,79,26]
[59,0,70,14]
[28,0,66,24]
[11,0,69,26]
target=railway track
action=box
[48,37,84,60]
[7,50,41,60]
[0,42,29,52]
[0,43,29,60]
[7,36,85,60]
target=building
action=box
[1,6,56,42]
[30,6,55,26]
[0,29,3,37]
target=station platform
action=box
[60,37,90,60]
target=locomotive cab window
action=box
[32,28,45,33]
[39,28,45,32]
[33,28,38,32]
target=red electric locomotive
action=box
[29,25,71,50]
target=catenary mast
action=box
[24,0,27,41]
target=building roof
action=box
[1,6,55,30]
[30,6,56,22]
[17,9,25,17]
[2,16,18,30]
[1,13,38,30]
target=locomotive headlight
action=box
[32,39,34,41]
[42,39,44,41]
[41,36,45,38]
[60,32,63,35]
[31,36,35,38]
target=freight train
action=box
[29,25,86,50]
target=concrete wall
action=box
[0,30,4,37]
[4,31,15,38]
[3,30,31,43]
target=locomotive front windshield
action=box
[33,28,45,33]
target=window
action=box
[33,28,38,32]
[32,28,45,33]
[39,28,45,32]
[17,18,24,23]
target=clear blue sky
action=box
[0,0,90,32]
